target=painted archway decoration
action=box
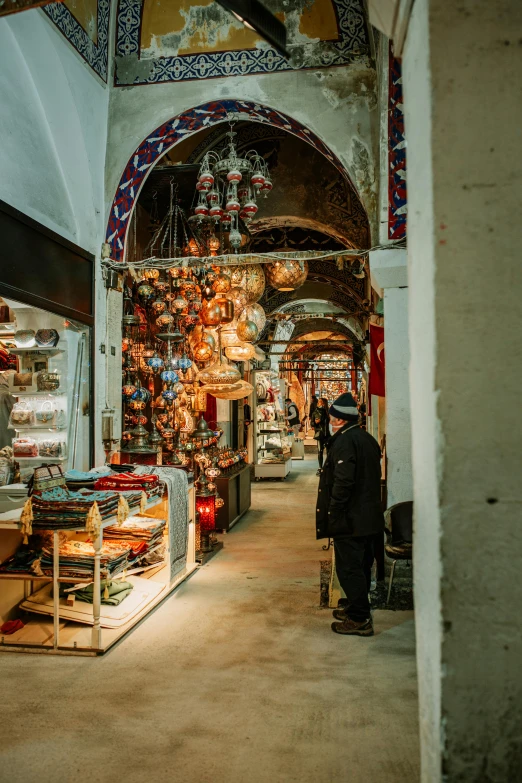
[106,99,359,261]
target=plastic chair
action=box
[384,500,413,605]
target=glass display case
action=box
[0,295,92,485]
[252,369,292,480]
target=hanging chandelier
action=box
[191,122,273,252]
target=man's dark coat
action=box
[316,422,385,539]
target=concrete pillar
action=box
[403,1,522,779]
[370,249,412,507]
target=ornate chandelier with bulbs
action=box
[191,122,273,252]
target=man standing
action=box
[285,397,301,438]
[316,392,384,636]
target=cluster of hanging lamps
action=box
[192,123,272,251]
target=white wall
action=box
[404,0,522,779]
[0,9,111,465]
[383,286,411,506]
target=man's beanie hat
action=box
[329,392,358,421]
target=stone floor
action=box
[0,456,420,783]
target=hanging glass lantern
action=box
[226,286,248,316]
[162,389,178,402]
[179,353,192,370]
[217,297,235,324]
[131,387,151,403]
[122,378,137,398]
[143,268,160,281]
[128,399,146,411]
[200,300,222,326]
[265,259,308,292]
[161,370,179,384]
[213,273,232,294]
[196,357,241,386]
[242,303,266,332]
[193,341,214,362]
[147,353,164,373]
[236,318,259,343]
[156,312,174,329]
[225,343,256,361]
[137,283,155,301]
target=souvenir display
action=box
[37,371,60,392]
[35,328,60,348]
[13,437,39,457]
[13,329,36,348]
[35,401,56,424]
[9,401,36,428]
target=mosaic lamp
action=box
[265,259,308,292]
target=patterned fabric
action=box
[388,47,407,239]
[134,466,189,579]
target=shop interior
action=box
[0,118,371,655]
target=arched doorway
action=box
[105,99,369,261]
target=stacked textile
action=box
[94,473,159,492]
[95,473,163,512]
[40,539,132,579]
[59,580,134,605]
[65,468,112,491]
[0,548,42,575]
[31,486,123,530]
[104,516,166,568]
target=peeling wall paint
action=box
[115,0,368,85]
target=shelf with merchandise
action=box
[10,347,65,357]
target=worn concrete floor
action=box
[0,456,420,783]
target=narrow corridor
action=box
[0,457,419,782]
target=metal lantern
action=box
[193,341,214,362]
[213,273,232,294]
[143,268,160,281]
[243,264,265,303]
[242,303,267,332]
[226,286,248,316]
[156,312,174,329]
[200,299,222,327]
[220,320,241,349]
[265,258,308,291]
[225,343,256,361]
[217,297,235,324]
[196,358,241,386]
[236,318,258,343]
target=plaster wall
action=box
[404,0,522,779]
[0,9,111,465]
[105,65,379,240]
[383,286,411,507]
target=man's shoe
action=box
[332,608,349,620]
[331,617,374,636]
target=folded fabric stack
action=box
[104,515,165,542]
[0,548,42,575]
[94,472,159,492]
[40,539,132,579]
[95,473,163,509]
[58,579,134,606]
[31,486,123,530]
[65,468,112,491]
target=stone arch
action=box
[105,99,369,261]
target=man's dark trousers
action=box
[334,535,374,621]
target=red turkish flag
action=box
[369,324,385,397]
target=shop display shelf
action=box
[14,391,65,397]
[10,347,65,356]
[14,426,67,432]
[14,456,67,462]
